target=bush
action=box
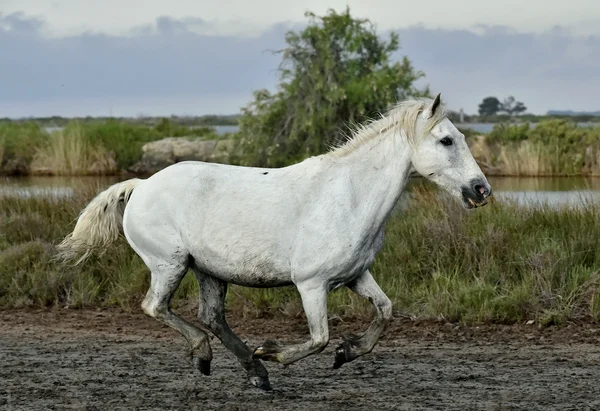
[237,7,429,167]
[0,118,221,175]
[0,122,47,165]
[479,120,600,176]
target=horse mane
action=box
[327,97,447,158]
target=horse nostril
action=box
[473,184,487,197]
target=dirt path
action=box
[1,309,600,410]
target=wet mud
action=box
[1,309,600,410]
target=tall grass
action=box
[478,119,600,176]
[495,142,551,176]
[31,125,118,176]
[2,180,600,325]
[79,119,219,170]
[0,119,222,176]
[0,122,47,169]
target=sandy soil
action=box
[1,308,600,410]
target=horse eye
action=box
[440,137,453,146]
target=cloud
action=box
[0,13,286,100]
[392,25,600,113]
[0,12,598,117]
[4,0,600,37]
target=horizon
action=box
[5,108,600,121]
[4,105,600,121]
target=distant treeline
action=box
[0,114,242,128]
[447,112,600,124]
[2,112,598,130]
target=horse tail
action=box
[55,178,144,266]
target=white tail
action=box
[56,178,144,265]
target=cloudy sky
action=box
[0,0,598,117]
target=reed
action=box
[30,125,118,176]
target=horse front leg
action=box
[252,280,329,366]
[333,269,392,369]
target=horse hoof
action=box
[333,341,354,369]
[200,362,211,376]
[192,356,212,376]
[249,376,273,391]
[252,340,283,363]
[333,346,347,369]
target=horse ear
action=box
[430,93,441,118]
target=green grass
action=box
[3,180,600,325]
[0,122,48,166]
[0,118,224,176]
[475,119,600,176]
[78,118,220,170]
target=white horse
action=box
[57,94,492,391]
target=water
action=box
[458,123,496,134]
[3,175,600,209]
[42,125,239,135]
[486,176,600,207]
[0,176,121,200]
[212,125,239,135]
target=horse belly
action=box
[190,247,293,288]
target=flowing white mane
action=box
[328,97,447,158]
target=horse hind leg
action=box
[193,268,271,391]
[140,255,213,375]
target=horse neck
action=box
[333,127,413,229]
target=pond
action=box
[2,175,600,209]
[484,176,600,207]
[0,176,121,200]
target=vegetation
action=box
[0,114,240,129]
[448,111,600,125]
[0,118,226,176]
[0,122,48,172]
[31,124,118,176]
[473,119,600,176]
[236,7,429,167]
[4,113,598,178]
[3,180,600,326]
[498,96,527,116]
[477,95,527,117]
[477,97,503,117]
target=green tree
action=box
[499,96,527,116]
[478,97,502,116]
[512,102,527,115]
[236,7,429,167]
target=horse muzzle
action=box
[461,179,492,209]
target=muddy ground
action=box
[1,309,600,411]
